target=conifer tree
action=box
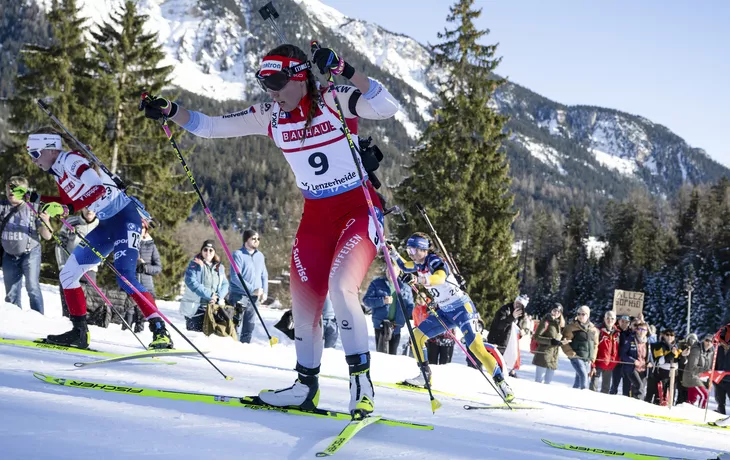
[90,0,194,298]
[7,0,98,186]
[561,206,589,308]
[395,0,518,319]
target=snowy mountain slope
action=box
[1,276,728,459]
[21,0,729,227]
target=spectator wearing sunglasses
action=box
[230,229,268,344]
[681,333,715,408]
[620,321,652,399]
[141,42,399,415]
[179,240,229,332]
[645,329,680,405]
[562,305,599,390]
[2,176,52,314]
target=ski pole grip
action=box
[415,202,425,213]
[37,99,49,112]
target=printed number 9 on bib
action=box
[309,152,329,175]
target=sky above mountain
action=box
[321,0,730,167]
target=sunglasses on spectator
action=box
[577,312,588,316]
[637,327,648,332]
[202,248,215,253]
[704,338,713,343]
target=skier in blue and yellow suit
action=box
[389,232,515,402]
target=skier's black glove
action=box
[311,46,355,79]
[550,338,562,346]
[139,94,178,120]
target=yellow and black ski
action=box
[316,415,383,457]
[33,372,432,432]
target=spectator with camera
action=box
[230,229,268,343]
[681,333,715,408]
[675,333,697,405]
[2,177,52,314]
[179,240,229,333]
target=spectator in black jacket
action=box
[645,329,680,405]
[488,294,528,354]
[126,220,162,330]
[610,315,633,395]
[620,321,652,399]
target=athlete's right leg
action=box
[258,214,335,409]
[402,313,449,387]
[48,226,109,348]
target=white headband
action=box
[27,134,62,152]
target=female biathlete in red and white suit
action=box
[143,44,399,416]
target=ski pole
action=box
[140,93,278,347]
[310,40,440,413]
[258,2,287,43]
[53,215,232,380]
[415,203,466,289]
[407,283,512,408]
[23,201,147,349]
[35,99,156,226]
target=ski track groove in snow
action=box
[0,274,727,459]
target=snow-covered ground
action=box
[0,273,727,459]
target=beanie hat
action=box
[200,239,215,251]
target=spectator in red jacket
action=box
[590,310,620,393]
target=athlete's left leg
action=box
[110,203,171,348]
[328,202,381,416]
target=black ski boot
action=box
[148,317,173,349]
[46,315,89,349]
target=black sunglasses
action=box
[255,62,311,92]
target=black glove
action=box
[136,260,146,274]
[311,45,355,79]
[139,94,178,120]
[550,338,562,346]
